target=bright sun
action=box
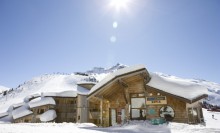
[110,0,130,11]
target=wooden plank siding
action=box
[14,114,33,123]
[144,87,188,123]
[53,97,77,123]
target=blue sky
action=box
[0,0,219,88]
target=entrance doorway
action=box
[188,108,199,123]
[110,108,125,126]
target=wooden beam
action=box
[139,73,150,120]
[140,72,151,84]
[99,96,103,126]
[118,79,129,88]
[118,79,129,104]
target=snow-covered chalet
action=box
[0,65,208,126]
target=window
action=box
[130,93,146,120]
[38,108,45,114]
[131,98,145,108]
[159,106,175,121]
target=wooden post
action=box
[140,73,150,120]
[143,82,148,120]
[118,79,130,123]
[100,97,103,126]
[118,79,129,104]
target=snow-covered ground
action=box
[0,109,219,133]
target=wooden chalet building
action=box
[87,65,208,127]
[0,65,208,126]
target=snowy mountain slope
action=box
[86,63,127,74]
[0,85,9,93]
[0,64,127,113]
[194,80,220,106]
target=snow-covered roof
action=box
[77,82,96,85]
[12,105,33,119]
[7,102,25,112]
[29,97,56,108]
[89,65,147,96]
[40,110,57,122]
[43,91,78,97]
[0,112,8,118]
[147,73,208,101]
[77,86,90,95]
[24,94,41,103]
[0,114,13,123]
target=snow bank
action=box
[40,110,57,122]
[29,97,55,108]
[1,109,220,133]
[89,65,146,95]
[147,73,208,100]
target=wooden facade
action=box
[14,114,33,123]
[53,97,77,123]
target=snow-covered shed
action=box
[87,65,208,127]
[27,97,56,122]
[12,105,33,123]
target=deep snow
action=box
[0,109,220,133]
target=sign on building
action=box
[146,96,167,105]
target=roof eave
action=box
[88,68,148,99]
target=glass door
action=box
[130,93,146,120]
[110,108,126,126]
[188,108,199,123]
[110,109,117,126]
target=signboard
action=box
[146,96,167,105]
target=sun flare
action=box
[110,0,130,11]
